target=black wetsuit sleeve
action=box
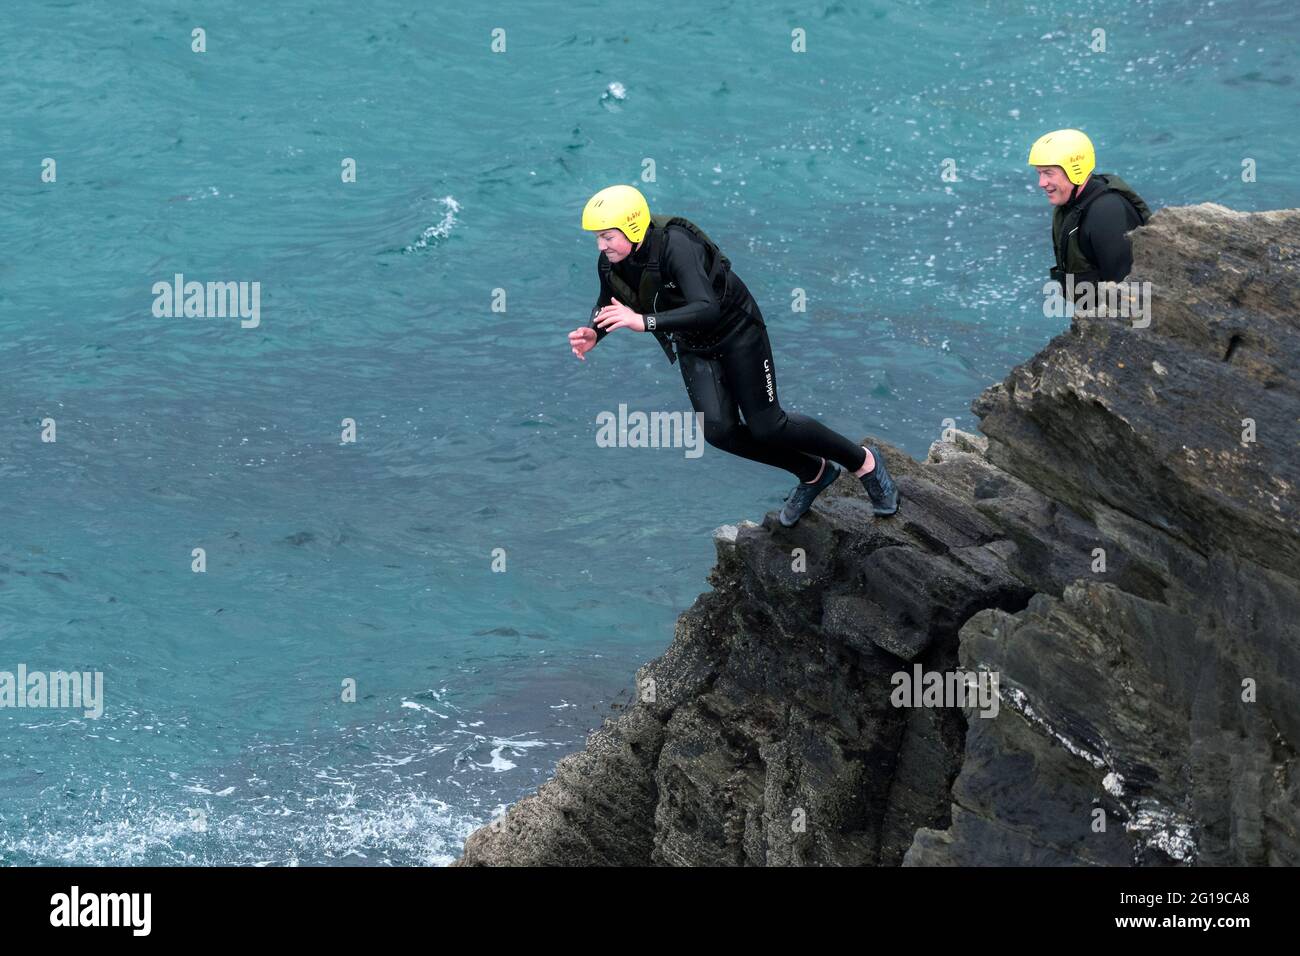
[1081,193,1145,282]
[646,228,723,333]
[588,256,614,344]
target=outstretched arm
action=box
[570,256,616,361]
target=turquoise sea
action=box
[2,0,1297,864]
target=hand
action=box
[568,326,597,361]
[593,297,646,333]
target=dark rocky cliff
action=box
[458,204,1299,866]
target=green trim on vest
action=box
[1050,173,1152,285]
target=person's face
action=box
[1036,165,1076,206]
[596,228,634,262]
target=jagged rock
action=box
[457,204,1300,867]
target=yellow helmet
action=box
[1027,129,1095,185]
[582,185,650,243]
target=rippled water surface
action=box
[2,0,1297,864]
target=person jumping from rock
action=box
[567,184,898,524]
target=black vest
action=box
[600,216,747,364]
[1050,173,1152,288]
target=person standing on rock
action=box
[567,184,898,523]
[1028,129,1152,298]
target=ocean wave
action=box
[0,785,482,867]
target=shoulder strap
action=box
[653,215,730,272]
[1076,174,1151,231]
[641,219,668,281]
[1057,182,1117,270]
[599,252,640,307]
[1100,173,1152,225]
[596,241,679,366]
[1068,174,1153,266]
[651,214,765,332]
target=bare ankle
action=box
[853,446,875,477]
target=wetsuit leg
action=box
[717,320,870,476]
[678,348,826,481]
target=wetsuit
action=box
[589,224,868,483]
[1052,174,1148,284]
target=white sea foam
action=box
[183,784,236,796]
[470,736,551,772]
[0,688,559,867]
[401,699,449,718]
[404,196,461,252]
[0,787,483,868]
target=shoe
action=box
[859,446,899,516]
[779,459,841,527]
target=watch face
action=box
[646,315,656,330]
